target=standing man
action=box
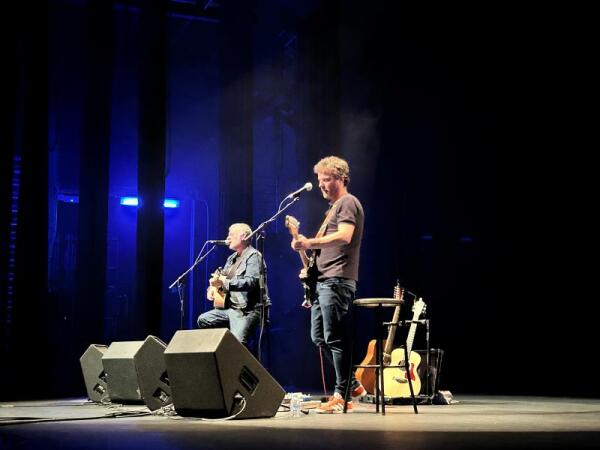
[198,223,269,347]
[291,156,365,413]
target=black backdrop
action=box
[0,1,594,400]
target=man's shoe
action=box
[351,384,367,399]
[316,396,353,414]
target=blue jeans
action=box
[197,308,261,345]
[311,277,359,396]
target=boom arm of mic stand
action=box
[245,196,300,243]
[168,244,217,289]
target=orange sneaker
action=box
[316,395,353,414]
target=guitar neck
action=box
[289,230,310,268]
[383,305,401,357]
[404,299,425,354]
[298,249,310,269]
[406,322,418,355]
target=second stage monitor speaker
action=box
[133,335,172,411]
[102,341,145,403]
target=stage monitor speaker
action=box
[133,335,172,411]
[164,329,285,419]
[80,344,109,403]
[102,341,145,403]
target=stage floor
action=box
[1,395,600,449]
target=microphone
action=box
[207,239,230,245]
[285,182,313,199]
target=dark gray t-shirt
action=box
[316,193,364,281]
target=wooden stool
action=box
[344,298,418,414]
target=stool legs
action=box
[346,300,419,414]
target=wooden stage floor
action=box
[1,395,600,449]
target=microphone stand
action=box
[245,196,300,363]
[169,241,218,330]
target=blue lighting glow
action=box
[57,194,180,208]
[163,198,180,208]
[119,197,180,208]
[120,196,139,206]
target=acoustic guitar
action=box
[284,215,318,308]
[207,267,226,309]
[382,298,426,397]
[355,282,404,394]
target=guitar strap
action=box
[315,196,345,238]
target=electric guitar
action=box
[284,215,318,308]
[383,298,426,398]
[355,282,404,394]
[207,267,226,309]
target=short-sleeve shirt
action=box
[316,193,364,281]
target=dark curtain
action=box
[135,0,168,338]
[72,0,114,380]
[297,1,341,161]
[0,5,19,358]
[217,1,255,229]
[8,2,50,400]
[296,1,342,231]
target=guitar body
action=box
[355,339,388,394]
[208,286,226,309]
[302,255,318,305]
[284,215,319,307]
[207,268,226,309]
[383,348,422,398]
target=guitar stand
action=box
[362,318,435,406]
[343,298,418,415]
[406,318,433,401]
[382,320,420,413]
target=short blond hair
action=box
[313,156,350,186]
[229,223,252,240]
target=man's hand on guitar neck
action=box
[291,234,311,251]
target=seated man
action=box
[197,223,269,346]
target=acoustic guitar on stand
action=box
[355,281,405,394]
[284,215,318,308]
[207,267,226,309]
[382,298,427,397]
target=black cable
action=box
[185,396,247,422]
[0,409,151,426]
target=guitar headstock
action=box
[411,298,427,319]
[393,281,405,302]
[285,215,300,236]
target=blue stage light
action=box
[163,198,179,208]
[119,197,180,208]
[120,196,139,206]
